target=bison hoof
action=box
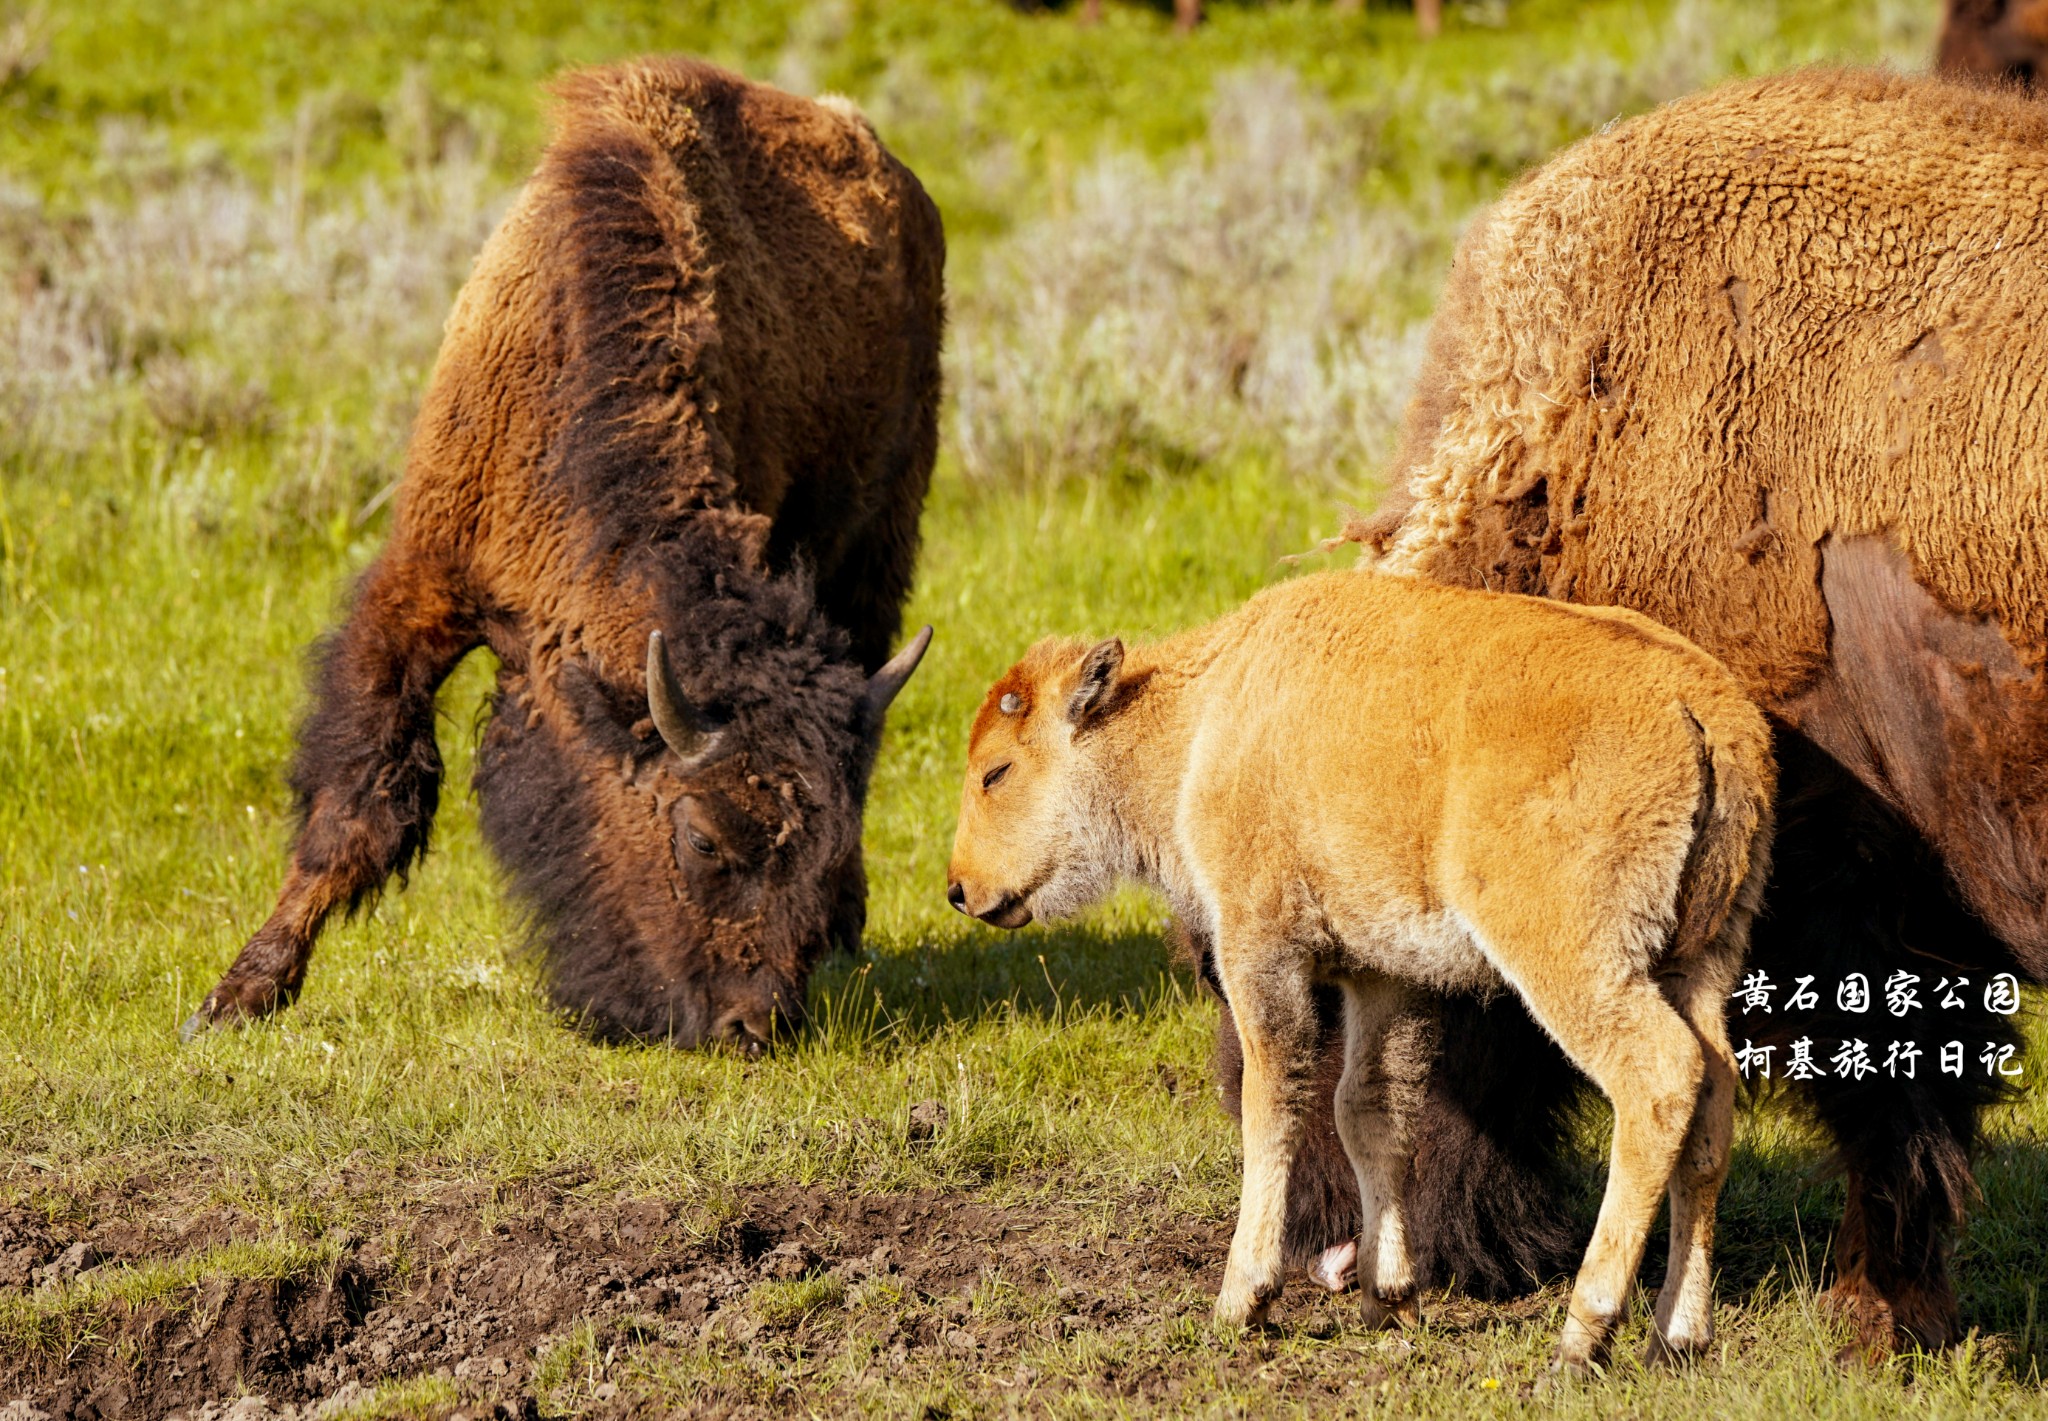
[1542,1352,1601,1386]
[1819,1276,1915,1364]
[1213,1277,1280,1329]
[1642,1330,1707,1369]
[1362,1288,1420,1332]
[179,980,291,1042]
[1308,1241,1356,1294]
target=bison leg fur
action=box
[185,552,477,1038]
[1645,951,1744,1366]
[1511,966,1705,1375]
[1738,732,2021,1359]
[1334,980,1436,1330]
[1196,923,1586,1302]
[1211,942,1319,1328]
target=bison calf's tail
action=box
[184,553,477,1039]
[1671,699,1776,973]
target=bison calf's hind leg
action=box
[185,554,476,1038]
[1515,965,1706,1374]
[1645,955,1743,1365]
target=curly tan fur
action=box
[1341,67,2048,1355]
[1372,68,2048,963]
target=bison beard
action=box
[471,522,876,1044]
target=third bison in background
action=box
[1248,67,2048,1359]
[1937,0,2048,88]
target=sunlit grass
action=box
[7,0,2048,1413]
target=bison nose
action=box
[947,881,967,913]
[712,1007,777,1057]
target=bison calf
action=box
[947,570,1773,1372]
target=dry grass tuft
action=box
[949,67,1430,491]
[0,121,501,530]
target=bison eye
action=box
[684,826,718,859]
[981,761,1011,792]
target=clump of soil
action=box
[0,1180,1278,1420]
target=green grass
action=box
[4,0,2047,1414]
[0,1234,345,1360]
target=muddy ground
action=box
[4,1167,1546,1420]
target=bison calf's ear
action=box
[1067,638,1125,723]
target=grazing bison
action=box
[1937,0,2048,88]
[947,571,1772,1369]
[185,58,945,1052]
[1219,67,2047,1357]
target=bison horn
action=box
[862,625,932,727]
[646,630,722,764]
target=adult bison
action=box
[1937,0,2048,88]
[184,58,944,1052]
[1210,68,2048,1357]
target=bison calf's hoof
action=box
[1213,1277,1281,1330]
[1361,1288,1421,1332]
[1642,1330,1708,1370]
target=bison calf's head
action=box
[948,636,1127,930]
[478,578,929,1054]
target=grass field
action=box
[3,0,2046,1415]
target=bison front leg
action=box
[1741,733,2018,1358]
[184,551,477,1038]
[1212,943,1319,1328]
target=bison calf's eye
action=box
[683,827,718,859]
[981,762,1012,792]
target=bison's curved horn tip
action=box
[646,630,720,762]
[864,624,933,720]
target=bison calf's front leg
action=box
[1213,951,1320,1328]
[184,554,475,1039]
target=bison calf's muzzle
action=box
[944,878,1033,929]
[949,571,1773,1373]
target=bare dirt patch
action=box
[4,1176,1366,1419]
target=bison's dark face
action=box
[475,599,928,1054]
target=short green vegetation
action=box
[2,0,2043,1414]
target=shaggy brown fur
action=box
[949,571,1773,1370]
[1937,0,2048,89]
[1328,68,2047,1355]
[188,58,944,1051]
